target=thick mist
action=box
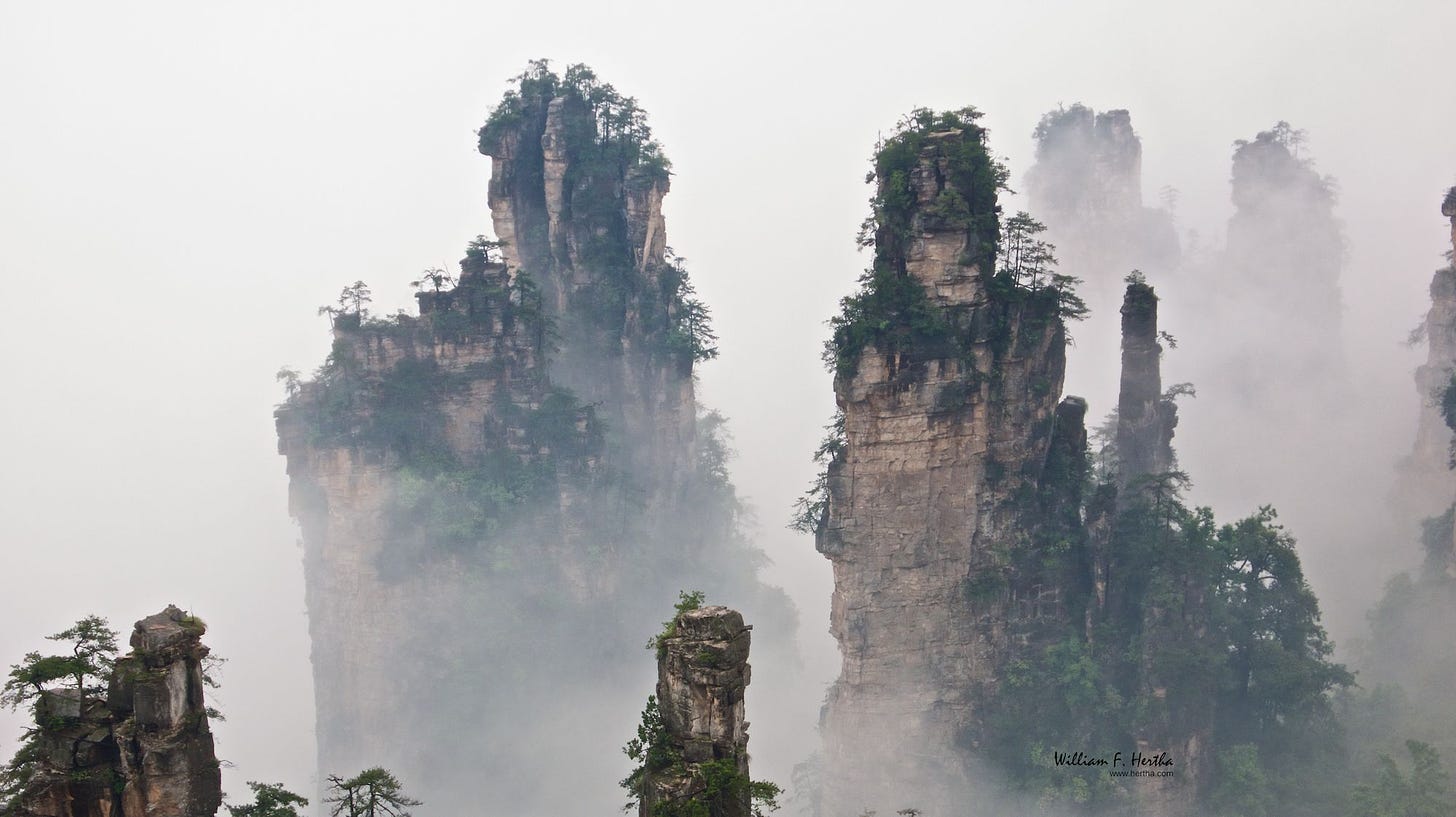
[2,2,1454,815]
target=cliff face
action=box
[1025,106,1179,288]
[8,607,222,817]
[276,64,789,814]
[816,114,1081,813]
[643,607,753,817]
[1398,190,1456,524]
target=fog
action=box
[2,0,1453,811]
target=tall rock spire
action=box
[275,63,791,815]
[814,108,1080,814]
[1115,278,1178,488]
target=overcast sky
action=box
[2,0,1453,803]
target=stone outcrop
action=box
[275,65,791,814]
[816,121,1082,814]
[1397,187,1456,525]
[6,607,222,817]
[1115,280,1178,487]
[642,606,753,817]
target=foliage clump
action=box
[983,470,1354,815]
[648,590,706,658]
[324,768,420,817]
[825,108,1085,384]
[1,616,118,713]
[228,782,309,817]
[479,60,670,183]
[1348,740,1454,817]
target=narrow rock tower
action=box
[642,606,754,817]
[1115,278,1177,488]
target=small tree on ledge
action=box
[0,615,118,714]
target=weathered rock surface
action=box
[1397,188,1456,528]
[7,607,221,817]
[1115,280,1177,488]
[643,606,753,817]
[817,124,1078,814]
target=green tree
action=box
[320,281,373,325]
[0,615,117,712]
[998,211,1057,288]
[410,268,455,294]
[325,768,420,817]
[227,782,309,817]
[1349,741,1455,817]
[1214,508,1353,747]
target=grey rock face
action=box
[643,606,753,817]
[9,606,221,817]
[817,126,1073,814]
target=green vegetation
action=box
[1,616,117,713]
[1348,741,1454,817]
[228,782,309,817]
[324,768,420,817]
[824,108,1085,384]
[982,468,1354,816]
[789,412,845,534]
[0,618,119,816]
[647,590,706,658]
[479,60,669,184]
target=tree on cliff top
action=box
[0,615,117,712]
[325,768,420,817]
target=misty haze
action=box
[2,3,1454,817]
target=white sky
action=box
[2,0,1453,806]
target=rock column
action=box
[643,606,753,817]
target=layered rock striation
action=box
[814,110,1085,813]
[5,607,222,817]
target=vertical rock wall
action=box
[1397,189,1456,526]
